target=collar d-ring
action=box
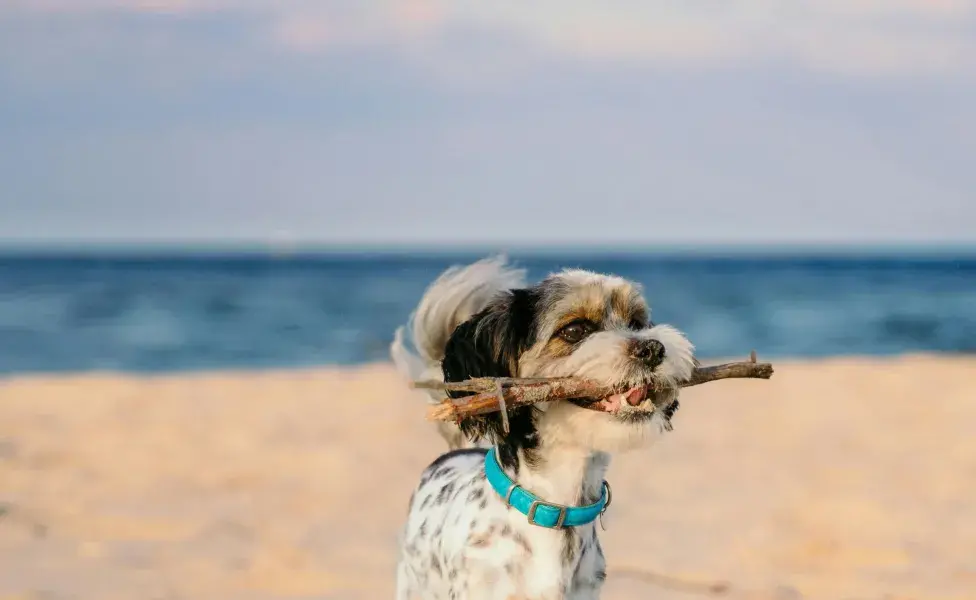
[599,481,612,530]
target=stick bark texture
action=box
[415,354,773,422]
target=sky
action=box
[1,1,975,249]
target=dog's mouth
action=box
[567,383,674,415]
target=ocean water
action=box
[0,251,974,375]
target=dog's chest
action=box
[401,461,606,599]
[486,519,607,599]
[563,523,607,598]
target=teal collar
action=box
[483,446,611,528]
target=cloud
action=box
[3,52,974,245]
[0,1,973,245]
[7,0,199,14]
[5,1,974,78]
[453,2,976,77]
[268,2,446,53]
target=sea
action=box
[0,249,974,375]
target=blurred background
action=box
[2,2,975,599]
[1,1,975,374]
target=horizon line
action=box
[1,239,976,258]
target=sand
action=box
[1,355,974,600]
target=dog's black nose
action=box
[631,338,666,369]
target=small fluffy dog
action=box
[391,257,696,600]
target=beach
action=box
[1,355,974,600]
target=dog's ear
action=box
[442,288,538,444]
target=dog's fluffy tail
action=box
[391,256,526,449]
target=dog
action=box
[391,256,696,600]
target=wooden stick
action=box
[495,380,510,434]
[415,354,773,422]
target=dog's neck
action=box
[500,440,610,509]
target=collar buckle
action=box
[527,500,567,528]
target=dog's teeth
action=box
[603,394,624,412]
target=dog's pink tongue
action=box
[600,387,645,412]
[598,387,645,412]
[624,386,645,406]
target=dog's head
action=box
[442,268,696,463]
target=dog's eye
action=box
[557,321,592,344]
[628,318,645,331]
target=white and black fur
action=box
[391,256,696,600]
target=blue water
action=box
[0,251,974,374]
